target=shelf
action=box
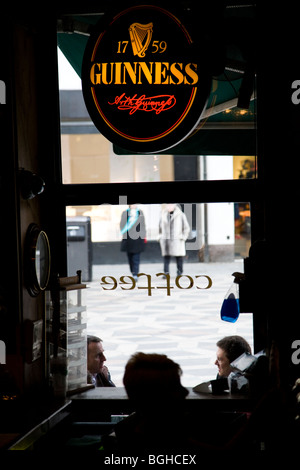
[68,358,86,367]
[60,305,86,314]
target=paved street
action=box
[85,260,253,387]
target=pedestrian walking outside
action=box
[158,203,190,276]
[120,204,147,281]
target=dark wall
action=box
[92,241,200,265]
[0,19,23,394]
[0,16,63,398]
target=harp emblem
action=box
[129,22,153,58]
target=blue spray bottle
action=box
[220,274,240,323]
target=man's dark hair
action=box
[216,335,251,363]
[123,352,184,408]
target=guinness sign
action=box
[82,5,212,153]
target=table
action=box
[71,387,253,421]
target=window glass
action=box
[66,202,253,386]
[58,49,256,184]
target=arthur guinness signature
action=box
[108,93,176,114]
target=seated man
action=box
[110,352,210,453]
[102,353,266,453]
[87,335,115,387]
[215,335,252,378]
[123,352,188,413]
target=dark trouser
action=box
[163,256,183,275]
[127,252,140,277]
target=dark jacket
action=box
[95,371,115,387]
[87,368,115,387]
[120,208,146,253]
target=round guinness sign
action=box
[82,5,212,153]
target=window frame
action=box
[53,4,265,354]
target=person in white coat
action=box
[158,204,190,276]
